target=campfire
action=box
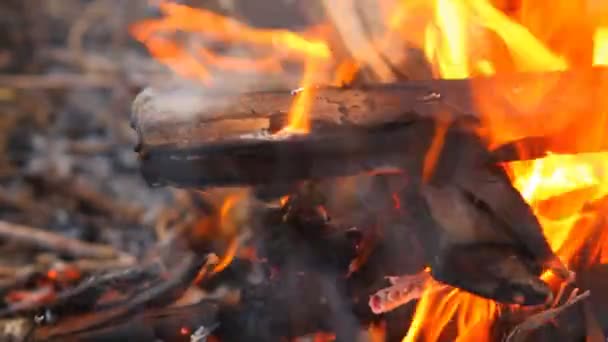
[2,0,608,341]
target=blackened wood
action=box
[132,68,608,188]
[37,302,219,342]
[421,129,569,280]
[137,120,435,188]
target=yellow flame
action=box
[432,0,470,78]
[594,27,608,65]
[475,59,495,76]
[469,0,567,72]
[404,287,497,342]
[280,58,319,134]
[508,152,608,262]
[510,153,599,203]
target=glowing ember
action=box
[312,332,336,342]
[279,195,290,207]
[392,193,401,210]
[368,321,387,342]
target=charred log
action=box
[131,68,608,188]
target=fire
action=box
[404,0,608,341]
[404,287,497,342]
[130,0,336,133]
[369,322,387,342]
[130,1,330,69]
[508,152,608,264]
[405,0,608,340]
[192,190,251,283]
[428,0,470,79]
[279,58,318,134]
[133,1,608,340]
[593,27,608,65]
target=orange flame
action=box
[131,1,331,63]
[131,0,336,134]
[211,193,246,274]
[193,191,249,284]
[280,58,319,134]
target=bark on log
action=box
[132,68,608,187]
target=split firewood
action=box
[131,67,608,188]
[418,130,572,284]
[372,129,572,305]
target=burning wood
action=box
[132,67,608,188]
[4,0,608,341]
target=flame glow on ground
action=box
[131,0,608,340]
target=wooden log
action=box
[132,68,608,187]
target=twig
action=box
[67,0,111,64]
[73,257,136,273]
[0,74,116,89]
[504,289,591,342]
[0,255,164,318]
[368,270,442,314]
[0,265,39,294]
[34,252,209,339]
[0,220,129,260]
[190,323,220,342]
[35,176,145,223]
